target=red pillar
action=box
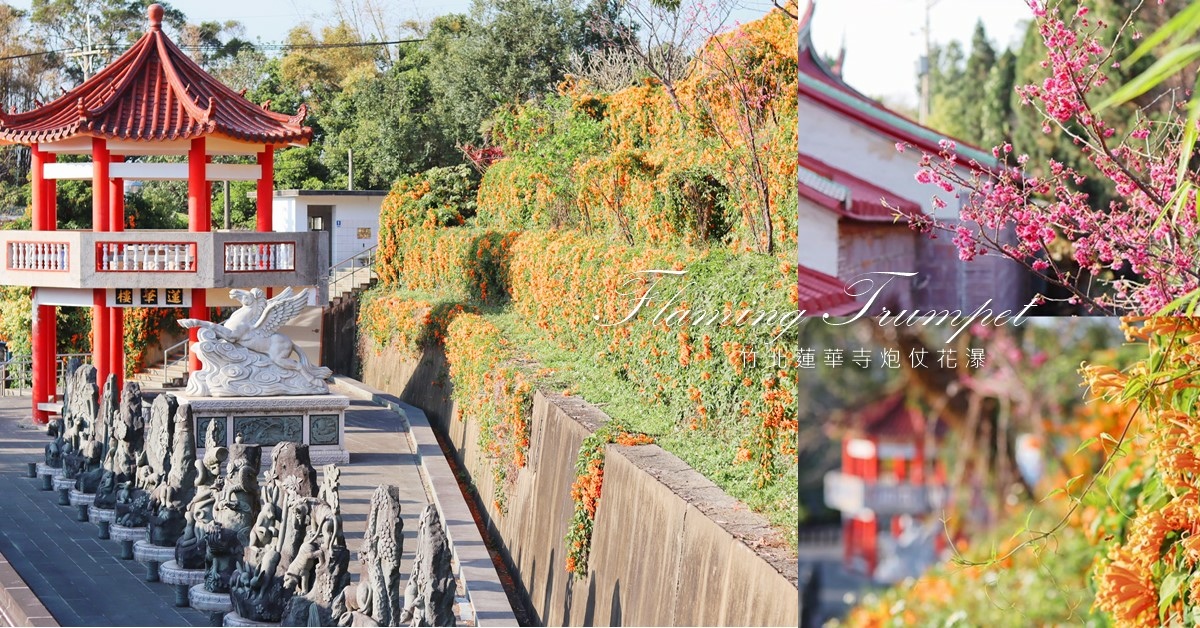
[256,146,273,232]
[44,153,58,407]
[863,440,879,575]
[188,138,209,373]
[30,147,47,422]
[92,138,110,386]
[109,155,125,386]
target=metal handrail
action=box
[0,352,93,396]
[326,245,377,300]
[162,338,189,385]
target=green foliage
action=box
[477,95,608,229]
[319,47,461,189]
[655,166,734,244]
[422,0,618,145]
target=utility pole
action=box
[66,14,104,80]
[918,0,941,124]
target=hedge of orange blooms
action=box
[475,7,798,253]
[375,226,518,305]
[1081,317,1200,627]
[122,307,176,376]
[442,313,534,514]
[565,421,655,578]
[505,230,799,485]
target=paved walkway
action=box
[0,393,433,626]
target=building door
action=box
[308,205,334,266]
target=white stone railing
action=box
[96,242,197,272]
[0,230,324,290]
[7,241,69,271]
[224,242,296,272]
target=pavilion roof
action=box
[0,4,311,147]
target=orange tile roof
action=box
[0,4,311,146]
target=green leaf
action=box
[1096,44,1200,111]
[1075,436,1098,455]
[1160,571,1187,619]
[1126,1,1200,67]
[1177,73,1200,187]
[1157,286,1200,316]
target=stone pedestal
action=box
[27,462,37,478]
[134,540,176,582]
[68,489,93,521]
[190,584,233,627]
[160,560,206,607]
[223,611,281,627]
[182,394,350,465]
[53,476,73,505]
[36,464,62,491]
[109,524,148,560]
[89,506,115,539]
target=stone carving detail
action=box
[310,415,339,446]
[400,505,456,627]
[335,485,404,627]
[204,439,262,593]
[148,401,198,545]
[176,422,228,569]
[74,374,117,492]
[230,450,349,625]
[61,361,98,479]
[195,416,227,448]
[117,393,174,527]
[95,382,144,509]
[44,417,65,468]
[180,287,332,397]
[233,415,303,447]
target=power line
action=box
[0,37,425,63]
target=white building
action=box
[272,189,388,269]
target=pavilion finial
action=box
[148,4,164,31]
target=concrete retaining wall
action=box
[362,343,800,627]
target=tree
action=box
[980,49,1016,149]
[319,46,459,190]
[579,0,733,109]
[29,0,186,85]
[423,0,616,145]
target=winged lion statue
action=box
[179,287,332,397]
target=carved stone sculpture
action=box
[281,465,350,626]
[335,485,403,627]
[180,287,332,397]
[400,505,455,627]
[148,401,198,545]
[74,374,117,492]
[61,361,98,480]
[95,382,144,509]
[230,450,349,625]
[117,394,175,527]
[176,422,227,569]
[204,438,261,593]
[44,417,65,468]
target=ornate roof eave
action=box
[0,4,312,148]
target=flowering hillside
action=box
[361,6,802,562]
